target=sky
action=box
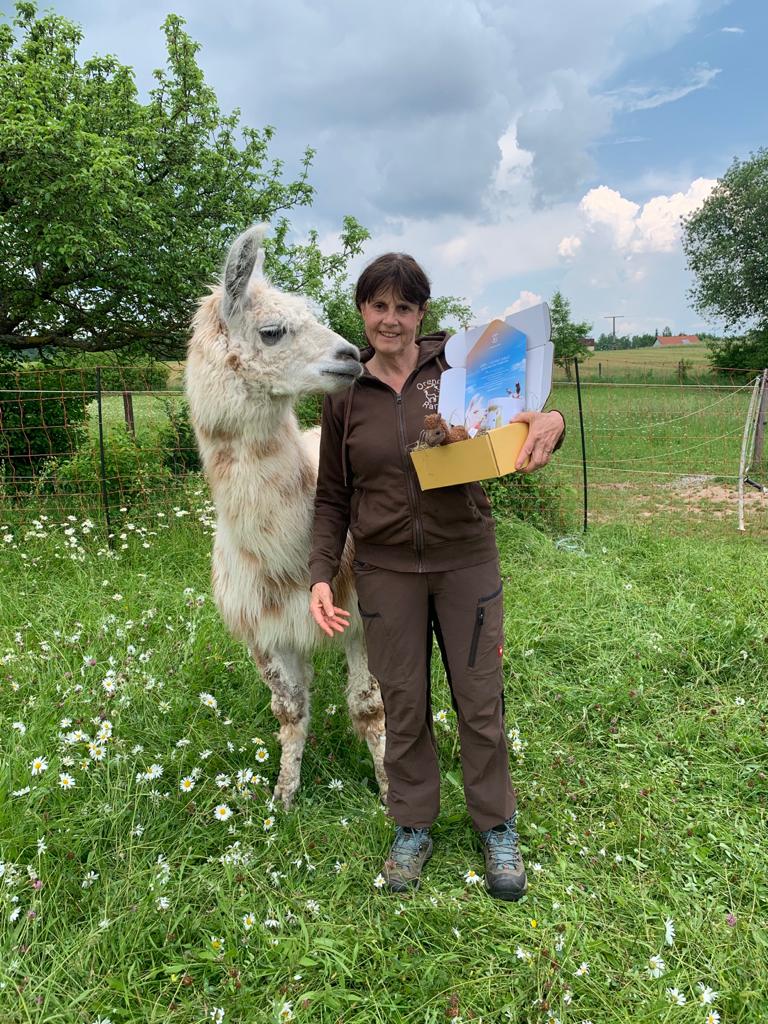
[3,0,766,338]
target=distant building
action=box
[579,337,596,351]
[653,334,701,347]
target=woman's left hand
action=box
[511,411,565,472]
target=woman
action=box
[309,253,564,900]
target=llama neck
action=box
[202,399,315,576]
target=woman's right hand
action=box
[310,582,351,637]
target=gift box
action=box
[410,302,554,491]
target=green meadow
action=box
[1,508,766,1024]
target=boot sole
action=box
[485,882,527,901]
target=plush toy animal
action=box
[423,413,470,446]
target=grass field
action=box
[1,512,766,1023]
[553,346,717,386]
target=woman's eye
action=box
[260,326,286,345]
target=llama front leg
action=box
[253,648,312,809]
[344,638,388,802]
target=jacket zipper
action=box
[395,392,425,571]
[468,606,485,668]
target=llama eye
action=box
[259,326,287,346]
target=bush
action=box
[707,330,768,379]
[37,426,172,510]
[156,399,201,475]
[484,469,566,535]
[0,362,89,491]
[296,394,324,430]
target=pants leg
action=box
[353,564,437,827]
[430,559,516,831]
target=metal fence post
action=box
[574,357,589,533]
[95,368,114,548]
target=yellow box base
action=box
[410,423,529,490]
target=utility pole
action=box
[603,314,625,343]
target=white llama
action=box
[185,224,387,808]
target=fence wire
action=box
[0,363,766,540]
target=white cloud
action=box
[558,235,583,260]
[721,26,744,33]
[611,65,721,112]
[503,291,543,316]
[580,186,640,248]
[577,178,715,254]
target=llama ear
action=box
[221,223,269,320]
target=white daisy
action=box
[214,804,232,822]
[373,873,386,889]
[647,954,666,978]
[58,772,76,789]
[664,916,675,945]
[463,868,482,885]
[697,984,719,1005]
[30,756,49,776]
[666,988,686,1006]
[242,912,255,929]
[179,777,195,793]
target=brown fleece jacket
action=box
[309,332,564,588]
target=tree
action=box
[662,326,672,336]
[0,3,366,358]
[682,149,768,375]
[683,149,768,333]
[549,291,591,380]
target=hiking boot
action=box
[479,814,527,901]
[382,826,433,892]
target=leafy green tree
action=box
[683,149,768,332]
[682,149,768,375]
[550,290,591,380]
[0,3,366,358]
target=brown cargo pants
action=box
[353,558,516,831]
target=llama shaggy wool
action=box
[186,224,387,808]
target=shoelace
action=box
[481,822,522,868]
[391,827,429,863]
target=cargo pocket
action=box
[467,582,504,669]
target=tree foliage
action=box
[0,3,366,358]
[681,148,768,376]
[595,332,656,351]
[550,290,591,380]
[682,149,768,335]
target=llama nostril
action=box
[335,343,360,363]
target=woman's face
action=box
[359,289,425,359]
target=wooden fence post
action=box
[122,390,136,438]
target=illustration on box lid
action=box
[437,302,553,436]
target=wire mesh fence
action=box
[0,361,766,540]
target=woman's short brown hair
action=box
[355,253,431,310]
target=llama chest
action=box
[204,440,316,563]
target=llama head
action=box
[216,224,362,398]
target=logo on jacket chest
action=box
[417,378,440,410]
